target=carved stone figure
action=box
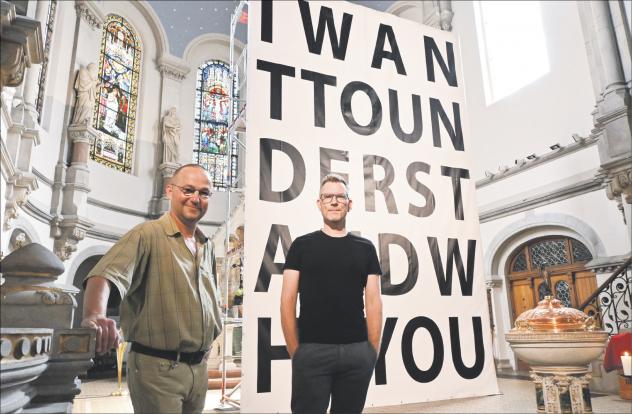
[71,63,99,125]
[162,107,182,164]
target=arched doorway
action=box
[507,236,597,370]
[507,236,596,321]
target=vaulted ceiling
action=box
[147,0,393,57]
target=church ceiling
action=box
[147,0,393,57]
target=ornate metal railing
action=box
[579,257,632,335]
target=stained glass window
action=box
[194,60,238,190]
[36,0,57,122]
[571,240,593,263]
[91,14,141,173]
[530,239,568,269]
[512,251,528,272]
[555,280,572,307]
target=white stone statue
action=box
[71,63,99,125]
[162,107,182,164]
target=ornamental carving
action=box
[606,168,632,204]
[158,63,189,81]
[74,0,104,30]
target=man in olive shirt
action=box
[82,164,222,413]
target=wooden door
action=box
[510,277,535,322]
[509,277,534,371]
[533,272,576,307]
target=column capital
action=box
[157,55,190,82]
[74,0,105,31]
[67,124,99,146]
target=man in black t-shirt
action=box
[281,174,383,414]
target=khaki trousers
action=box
[127,351,208,413]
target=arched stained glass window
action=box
[36,0,57,122]
[571,239,593,263]
[194,60,238,190]
[512,251,528,272]
[91,14,141,173]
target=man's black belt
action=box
[131,342,207,365]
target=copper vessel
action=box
[512,296,596,333]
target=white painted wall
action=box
[452,0,596,181]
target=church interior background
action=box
[1,0,630,412]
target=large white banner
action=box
[242,1,499,411]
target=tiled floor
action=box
[73,377,631,413]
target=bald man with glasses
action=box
[82,164,222,413]
[281,174,383,414]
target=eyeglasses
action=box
[320,193,349,204]
[171,184,211,199]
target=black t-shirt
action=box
[283,230,382,344]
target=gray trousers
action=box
[127,351,208,413]
[291,341,377,414]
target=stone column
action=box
[577,1,632,237]
[49,1,104,260]
[51,124,97,261]
[151,55,189,215]
[0,328,54,414]
[1,0,44,231]
[0,242,96,413]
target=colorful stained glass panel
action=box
[91,14,140,173]
[194,60,238,190]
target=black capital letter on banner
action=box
[363,155,397,213]
[371,24,407,75]
[440,166,470,220]
[389,89,422,143]
[402,317,444,383]
[256,224,293,292]
[449,317,485,379]
[427,237,476,296]
[424,36,457,87]
[320,147,349,184]
[298,0,353,60]
[379,233,418,295]
[301,69,337,128]
[407,162,435,217]
[261,0,273,43]
[256,60,296,120]
[430,98,464,151]
[341,82,382,136]
[260,138,306,203]
[374,317,397,385]
[258,318,290,393]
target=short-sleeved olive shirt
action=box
[85,214,222,352]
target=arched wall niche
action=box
[483,213,605,369]
[8,215,41,246]
[485,213,606,278]
[67,245,115,328]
